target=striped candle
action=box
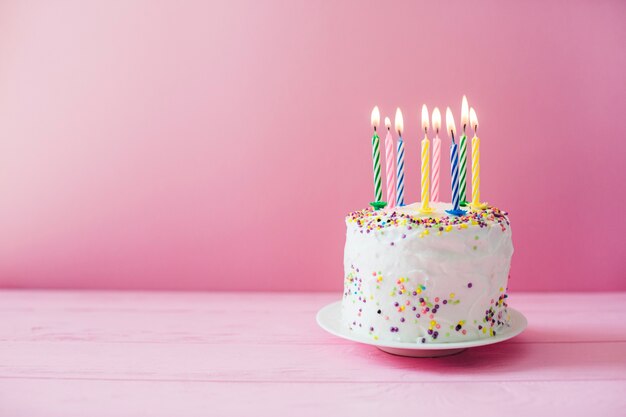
[450,141,460,211]
[459,95,469,206]
[421,138,430,208]
[459,133,467,205]
[431,107,442,202]
[370,106,382,202]
[445,107,461,212]
[470,107,481,206]
[395,108,405,207]
[396,137,405,207]
[384,118,396,208]
[420,104,431,212]
[372,132,382,202]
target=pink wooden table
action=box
[0,291,624,416]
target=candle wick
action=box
[373,126,377,132]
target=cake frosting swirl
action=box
[341,202,513,344]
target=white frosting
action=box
[341,202,513,343]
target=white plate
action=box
[316,301,527,357]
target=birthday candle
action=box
[395,108,405,207]
[470,107,481,206]
[446,107,460,211]
[370,106,382,202]
[459,95,469,206]
[420,105,431,212]
[431,107,442,202]
[384,117,396,208]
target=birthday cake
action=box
[343,99,513,344]
[341,202,513,343]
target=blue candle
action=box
[459,95,469,206]
[396,137,405,207]
[445,107,466,216]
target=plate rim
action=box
[316,300,527,350]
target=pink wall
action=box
[0,0,625,291]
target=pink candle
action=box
[384,117,396,208]
[431,107,442,202]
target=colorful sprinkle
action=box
[346,206,510,236]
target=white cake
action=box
[341,202,513,343]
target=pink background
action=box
[0,0,624,292]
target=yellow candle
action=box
[470,107,481,207]
[420,105,433,213]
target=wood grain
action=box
[0,290,624,416]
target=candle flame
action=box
[395,108,404,136]
[446,107,456,138]
[461,95,469,130]
[385,117,391,129]
[371,106,380,129]
[469,107,479,132]
[432,107,441,133]
[421,104,429,133]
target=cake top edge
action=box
[346,202,510,231]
